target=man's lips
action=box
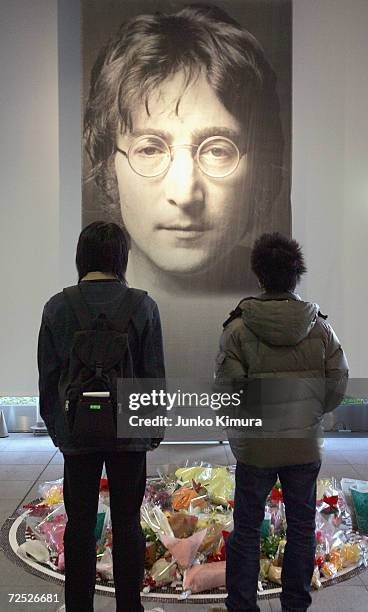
[157,224,209,232]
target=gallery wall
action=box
[293,0,368,378]
[0,0,60,396]
[0,0,367,395]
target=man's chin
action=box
[149,253,221,277]
[129,242,235,278]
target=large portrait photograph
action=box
[82,0,291,379]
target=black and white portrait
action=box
[82,0,291,378]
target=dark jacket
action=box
[38,280,165,454]
[215,292,349,467]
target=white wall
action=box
[0,0,59,395]
[57,0,81,289]
[293,0,368,377]
[0,0,367,396]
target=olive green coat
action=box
[215,293,349,467]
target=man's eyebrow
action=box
[191,127,241,143]
[128,127,241,143]
[130,128,172,141]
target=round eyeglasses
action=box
[115,135,245,178]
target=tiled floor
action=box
[0,433,367,611]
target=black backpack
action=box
[58,285,146,446]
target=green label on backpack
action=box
[90,404,101,410]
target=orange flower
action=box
[172,487,206,510]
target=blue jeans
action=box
[226,460,321,612]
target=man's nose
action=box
[163,148,205,210]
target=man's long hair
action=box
[84,4,284,222]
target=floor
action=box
[0,434,367,611]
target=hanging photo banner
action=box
[82,0,292,380]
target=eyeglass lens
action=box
[128,135,240,177]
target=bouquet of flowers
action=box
[25,464,368,596]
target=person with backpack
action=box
[38,221,166,612]
[211,233,349,612]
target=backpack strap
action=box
[223,305,243,329]
[318,310,328,320]
[63,285,94,329]
[111,288,147,332]
[222,297,255,328]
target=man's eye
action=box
[201,144,233,160]
[208,146,230,158]
[136,146,164,156]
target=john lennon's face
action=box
[114,71,249,275]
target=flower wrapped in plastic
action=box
[175,464,234,505]
[317,478,352,529]
[267,562,282,584]
[182,560,226,595]
[34,503,67,565]
[162,511,207,569]
[317,479,341,517]
[17,539,58,570]
[142,525,166,568]
[270,501,286,535]
[198,522,224,558]
[167,511,198,538]
[38,478,64,506]
[141,504,207,569]
[145,540,156,568]
[260,534,282,560]
[141,504,174,537]
[24,503,51,538]
[259,558,271,580]
[270,480,283,503]
[206,530,230,563]
[160,528,207,569]
[340,542,364,567]
[315,511,347,568]
[172,485,207,511]
[57,551,65,571]
[311,565,322,589]
[150,557,178,586]
[96,547,113,581]
[95,501,110,545]
[27,467,368,596]
[341,478,368,530]
[144,482,172,509]
[316,484,352,532]
[320,561,338,578]
[99,477,110,506]
[196,503,233,529]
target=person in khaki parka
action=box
[212,233,348,612]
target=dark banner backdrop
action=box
[82,0,291,380]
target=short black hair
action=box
[251,232,306,293]
[84,4,283,221]
[76,221,128,282]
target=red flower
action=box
[99,478,109,492]
[192,479,202,494]
[23,504,48,510]
[323,494,338,509]
[315,555,325,567]
[271,487,283,502]
[145,575,157,588]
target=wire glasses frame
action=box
[115,134,245,178]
